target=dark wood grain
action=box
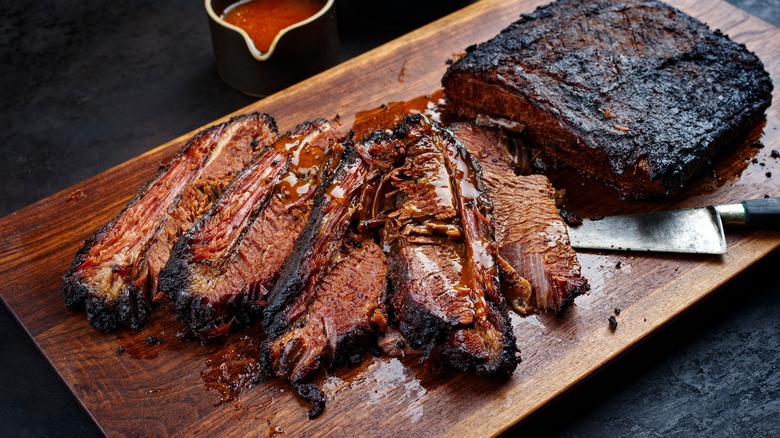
[1,0,779,436]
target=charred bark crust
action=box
[443,0,773,198]
[294,383,327,419]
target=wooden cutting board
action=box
[1,0,778,436]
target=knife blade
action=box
[566,197,780,254]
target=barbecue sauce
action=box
[221,0,324,53]
[352,90,447,140]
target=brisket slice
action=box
[261,235,388,419]
[263,145,371,339]
[159,119,343,340]
[261,146,379,418]
[63,113,277,331]
[388,237,472,350]
[379,115,518,376]
[442,0,773,199]
[452,122,588,313]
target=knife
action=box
[567,197,780,254]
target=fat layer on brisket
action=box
[63,113,277,331]
[452,122,588,313]
[159,119,343,339]
[442,0,773,198]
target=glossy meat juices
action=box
[370,115,521,377]
[221,0,324,52]
[160,119,343,339]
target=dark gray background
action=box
[1,0,779,436]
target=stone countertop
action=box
[1,0,778,436]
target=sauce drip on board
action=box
[221,0,324,53]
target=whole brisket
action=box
[63,113,277,331]
[452,122,588,313]
[442,0,773,198]
[160,119,343,339]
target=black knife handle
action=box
[744,197,780,229]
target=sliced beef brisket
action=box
[376,115,519,376]
[63,113,277,331]
[262,145,373,339]
[261,146,384,418]
[452,122,588,313]
[262,235,388,418]
[160,119,343,339]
